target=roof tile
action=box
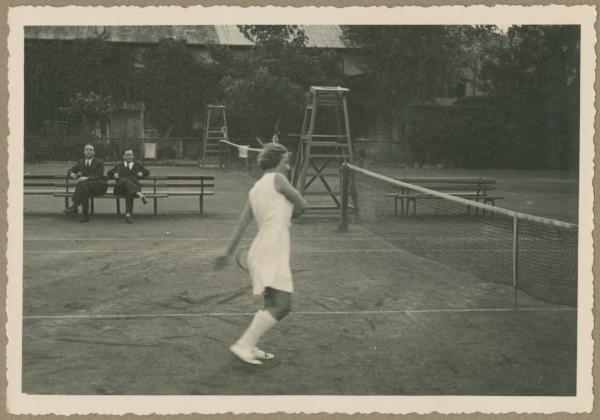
[25,25,349,48]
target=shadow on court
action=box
[22,167,576,395]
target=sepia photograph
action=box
[5,5,595,416]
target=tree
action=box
[341,26,487,165]
[60,91,115,141]
[342,25,580,169]
[479,25,580,168]
[342,26,473,109]
[143,38,220,138]
[209,25,343,142]
[25,37,136,136]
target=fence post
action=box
[349,167,359,223]
[218,141,223,169]
[64,175,70,210]
[339,163,349,232]
[512,214,519,289]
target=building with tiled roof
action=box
[25,25,351,49]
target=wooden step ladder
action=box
[202,105,228,168]
[292,86,356,212]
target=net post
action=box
[338,163,349,232]
[512,214,519,289]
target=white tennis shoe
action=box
[230,343,262,365]
[253,347,274,360]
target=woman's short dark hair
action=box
[258,143,288,171]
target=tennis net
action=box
[339,164,578,306]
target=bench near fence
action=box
[385,177,504,216]
[24,175,215,215]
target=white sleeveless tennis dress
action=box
[247,172,294,295]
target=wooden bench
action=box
[24,175,215,215]
[385,177,504,216]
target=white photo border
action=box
[6,5,596,415]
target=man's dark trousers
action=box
[67,159,107,216]
[72,179,107,215]
[115,179,140,214]
[107,161,149,215]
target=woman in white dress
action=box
[216,143,307,365]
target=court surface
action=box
[22,165,576,395]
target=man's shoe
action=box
[125,214,133,224]
[79,215,89,223]
[141,196,149,205]
[63,206,77,214]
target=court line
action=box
[25,238,217,241]
[23,237,378,242]
[24,307,576,320]
[23,236,554,242]
[23,248,570,254]
[23,235,382,242]
[24,249,405,254]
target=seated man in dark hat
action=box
[107,149,149,223]
[63,144,108,223]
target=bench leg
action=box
[394,197,398,215]
[64,197,69,210]
[407,198,415,216]
[116,198,121,215]
[401,198,405,216]
[484,199,495,217]
[199,195,204,215]
[90,199,95,215]
[154,197,158,216]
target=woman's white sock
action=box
[237,310,278,349]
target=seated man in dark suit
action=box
[63,144,108,223]
[107,149,149,223]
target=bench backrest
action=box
[392,177,496,195]
[140,176,215,194]
[24,175,215,193]
[395,177,495,184]
[24,175,73,191]
[395,177,494,186]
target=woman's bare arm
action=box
[224,200,253,255]
[215,200,253,268]
[274,173,308,218]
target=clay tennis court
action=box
[22,165,577,395]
